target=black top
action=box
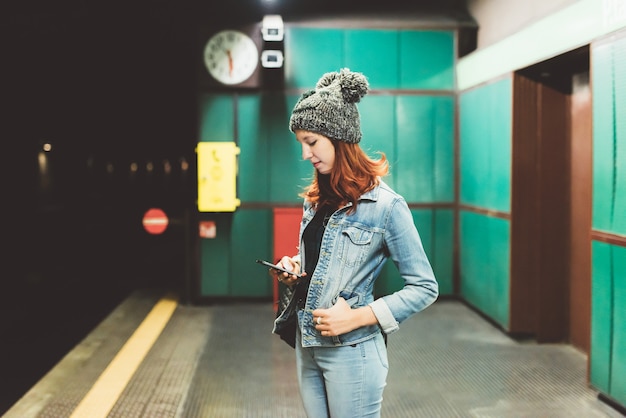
[294,204,333,309]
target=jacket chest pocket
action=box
[337,226,374,267]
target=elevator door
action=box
[511,46,592,351]
[569,71,592,353]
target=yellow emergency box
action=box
[197,142,240,212]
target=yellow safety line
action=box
[70,294,179,418]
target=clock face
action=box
[203,30,259,85]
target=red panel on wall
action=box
[272,207,302,311]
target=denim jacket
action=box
[273,179,439,347]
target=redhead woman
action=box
[270,68,439,418]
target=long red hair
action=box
[301,141,389,213]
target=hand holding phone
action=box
[255,259,303,279]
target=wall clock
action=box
[203,29,259,86]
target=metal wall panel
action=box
[460,211,510,329]
[375,209,449,296]
[345,30,399,88]
[396,95,454,203]
[198,95,235,141]
[237,94,269,202]
[590,33,626,408]
[359,95,397,190]
[613,245,626,405]
[591,42,616,232]
[396,95,433,201]
[230,209,273,297]
[267,94,311,203]
[284,28,455,91]
[590,241,626,406]
[590,241,613,394]
[613,37,626,235]
[284,28,344,89]
[459,78,512,212]
[432,98,456,202]
[610,246,626,405]
[199,214,233,296]
[399,30,454,90]
[433,209,454,295]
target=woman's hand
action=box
[269,256,304,287]
[312,297,378,337]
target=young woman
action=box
[271,68,439,418]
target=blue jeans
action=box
[295,328,389,418]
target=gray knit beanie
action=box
[289,68,369,144]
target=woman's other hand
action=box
[312,297,378,337]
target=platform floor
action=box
[4,290,625,418]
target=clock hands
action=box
[226,49,233,77]
[204,30,258,85]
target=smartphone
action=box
[255,259,303,279]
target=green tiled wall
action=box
[590,241,613,393]
[266,94,311,202]
[283,28,344,88]
[359,95,397,189]
[399,31,455,90]
[396,95,455,202]
[592,42,616,233]
[345,30,399,87]
[457,78,512,326]
[237,93,455,205]
[199,213,232,296]
[230,209,274,297]
[590,33,626,406]
[375,209,454,296]
[593,34,626,236]
[284,28,455,90]
[591,242,626,406]
[199,210,274,297]
[613,245,626,405]
[236,94,269,202]
[433,209,455,295]
[459,78,512,212]
[459,211,511,329]
[614,36,626,236]
[198,27,456,298]
[198,95,235,141]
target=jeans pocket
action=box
[373,333,389,369]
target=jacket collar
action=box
[305,179,384,211]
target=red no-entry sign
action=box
[143,208,169,234]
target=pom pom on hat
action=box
[289,68,369,143]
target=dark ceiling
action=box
[0,0,477,297]
[1,0,474,160]
[3,1,473,25]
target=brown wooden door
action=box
[511,74,571,343]
[510,47,592,350]
[569,71,592,353]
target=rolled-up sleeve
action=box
[369,298,400,333]
[369,196,439,333]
